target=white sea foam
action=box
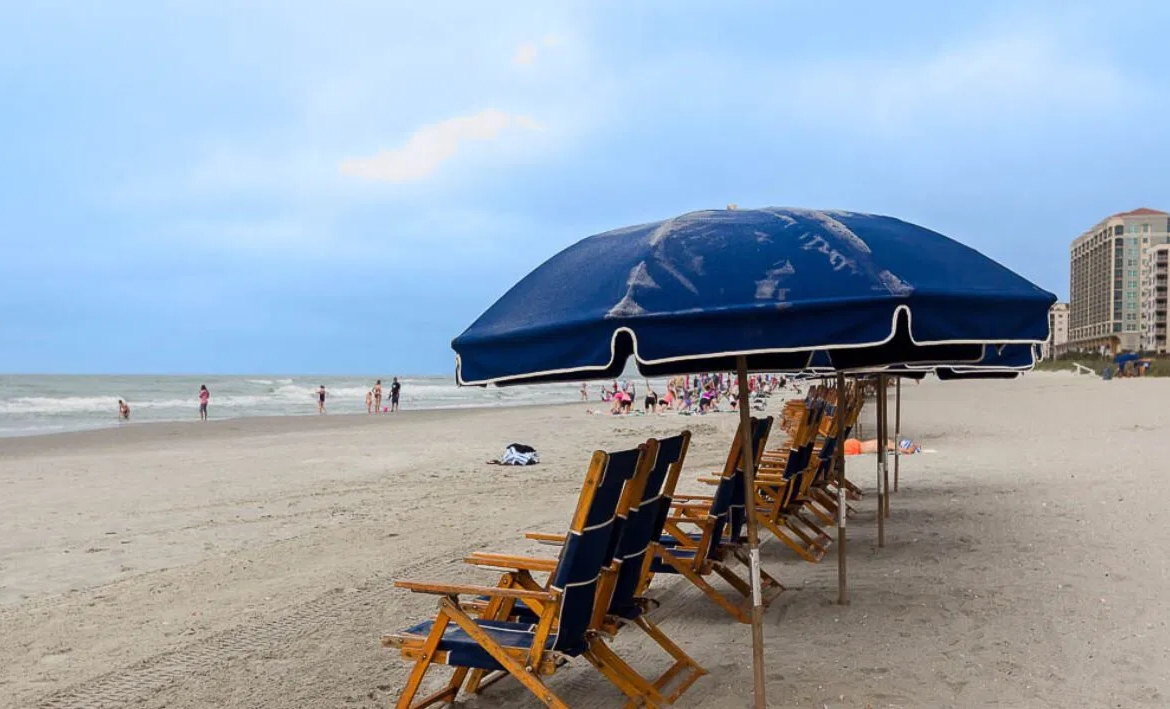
[0,375,592,437]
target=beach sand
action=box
[2,373,1168,708]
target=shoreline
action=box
[0,401,593,454]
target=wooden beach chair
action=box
[753,405,834,562]
[648,417,785,623]
[466,432,707,705]
[383,443,660,709]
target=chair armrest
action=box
[524,532,567,544]
[671,493,714,501]
[464,553,558,573]
[395,580,555,601]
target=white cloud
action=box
[339,109,543,183]
[514,43,538,65]
[513,34,563,65]
[778,30,1136,130]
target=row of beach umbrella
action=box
[451,207,1055,708]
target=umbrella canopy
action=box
[454,208,1056,385]
[1115,352,1140,365]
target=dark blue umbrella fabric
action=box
[454,208,1057,385]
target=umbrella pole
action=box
[883,377,891,519]
[894,378,901,493]
[736,357,767,709]
[835,373,849,605]
[877,375,886,547]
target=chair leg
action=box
[727,547,786,600]
[782,514,825,549]
[791,510,833,543]
[438,598,569,709]
[771,523,825,563]
[657,550,751,623]
[405,667,470,709]
[397,609,453,709]
[584,640,668,708]
[633,615,707,703]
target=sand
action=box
[2,373,1168,708]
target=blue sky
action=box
[2,1,1167,375]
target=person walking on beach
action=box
[199,385,209,421]
[390,377,401,412]
[317,385,327,415]
[373,380,383,413]
[118,399,131,420]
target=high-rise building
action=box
[1043,302,1069,359]
[1069,208,1170,353]
[1140,244,1170,354]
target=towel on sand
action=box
[488,443,540,466]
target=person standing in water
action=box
[317,385,327,414]
[373,380,383,413]
[199,385,209,421]
[118,399,131,420]
[390,377,401,412]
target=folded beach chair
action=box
[466,432,706,705]
[383,442,658,709]
[649,417,785,623]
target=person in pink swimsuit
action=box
[199,385,210,421]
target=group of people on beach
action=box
[318,378,404,415]
[116,379,402,422]
[364,378,401,414]
[585,373,788,416]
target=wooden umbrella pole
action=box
[736,358,766,709]
[877,375,886,548]
[883,377,891,520]
[894,377,901,493]
[834,373,849,606]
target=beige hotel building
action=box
[1069,208,1170,354]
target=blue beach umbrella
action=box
[454,208,1054,386]
[452,207,1055,708]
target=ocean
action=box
[0,374,612,438]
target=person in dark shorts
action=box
[390,377,401,412]
[199,385,209,421]
[317,385,327,414]
[644,387,657,413]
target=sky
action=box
[2,0,1168,375]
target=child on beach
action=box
[199,385,209,421]
[365,390,373,414]
[317,385,327,414]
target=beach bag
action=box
[498,443,540,466]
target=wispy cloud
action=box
[512,34,564,66]
[339,109,543,183]
[514,43,538,65]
